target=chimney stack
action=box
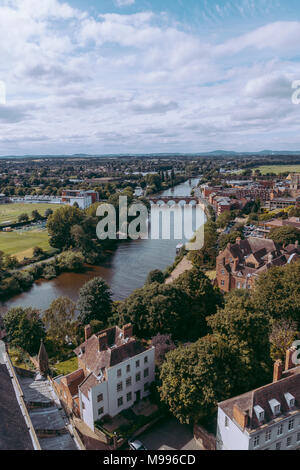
[236,237,242,245]
[233,404,248,430]
[285,346,297,371]
[84,324,92,342]
[233,258,239,272]
[123,324,133,339]
[273,359,283,382]
[99,332,108,351]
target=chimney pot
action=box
[273,359,283,382]
[285,346,297,371]
[123,323,133,339]
[84,324,92,342]
[99,332,108,351]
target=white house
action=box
[72,324,155,432]
[217,347,300,450]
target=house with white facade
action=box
[217,347,300,450]
[55,324,155,432]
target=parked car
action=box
[128,439,147,451]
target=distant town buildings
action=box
[61,190,99,209]
[53,324,155,432]
[216,236,300,293]
[217,348,300,450]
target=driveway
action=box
[137,417,201,451]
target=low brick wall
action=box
[193,424,216,451]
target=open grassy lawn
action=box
[0,203,59,225]
[0,229,51,260]
[53,356,78,376]
[253,165,300,175]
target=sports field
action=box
[0,203,58,225]
[0,229,51,260]
[253,165,300,175]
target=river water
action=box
[0,178,201,313]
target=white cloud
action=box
[114,0,135,7]
[0,1,300,154]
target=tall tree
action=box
[77,277,113,325]
[4,307,45,355]
[44,296,77,346]
[160,334,252,424]
[47,205,83,249]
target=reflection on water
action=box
[0,178,202,313]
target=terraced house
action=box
[217,348,300,450]
[54,324,155,432]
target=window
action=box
[277,424,283,436]
[126,365,131,373]
[221,280,225,287]
[144,368,149,378]
[276,442,281,450]
[136,372,141,382]
[117,382,123,393]
[297,433,300,442]
[136,360,140,368]
[253,435,260,448]
[98,407,104,416]
[144,383,149,392]
[97,393,103,403]
[287,436,292,447]
[126,377,132,387]
[265,430,272,442]
[118,397,123,407]
[225,416,229,428]
[144,356,148,364]
[82,402,85,410]
[274,404,281,415]
[288,419,294,431]
[117,369,122,378]
[127,392,132,402]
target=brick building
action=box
[216,236,300,293]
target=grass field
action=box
[0,203,59,225]
[253,165,300,175]
[0,229,51,260]
[53,357,78,376]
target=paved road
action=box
[137,417,201,451]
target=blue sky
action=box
[0,0,300,155]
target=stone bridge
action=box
[147,196,200,205]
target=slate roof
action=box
[219,366,300,432]
[0,364,34,450]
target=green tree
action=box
[44,297,77,346]
[269,319,298,363]
[4,307,45,355]
[174,267,223,338]
[146,269,165,285]
[252,262,300,325]
[269,225,300,245]
[47,205,83,249]
[18,213,29,223]
[117,283,190,340]
[77,277,113,325]
[57,251,85,272]
[159,334,252,424]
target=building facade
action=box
[54,324,155,432]
[216,236,300,293]
[217,348,300,450]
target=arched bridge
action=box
[148,196,200,205]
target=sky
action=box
[1,0,300,155]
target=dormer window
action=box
[254,405,265,423]
[285,393,295,409]
[269,399,281,416]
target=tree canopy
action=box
[77,277,113,325]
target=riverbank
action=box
[0,178,202,314]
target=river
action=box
[0,178,201,313]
